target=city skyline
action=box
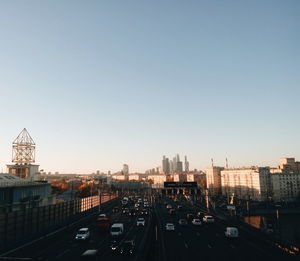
[0,1,299,173]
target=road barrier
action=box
[0,194,117,254]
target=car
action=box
[141,209,148,215]
[165,223,175,231]
[196,212,204,218]
[186,213,194,220]
[80,249,99,260]
[120,240,135,255]
[129,209,136,216]
[177,205,182,210]
[169,209,176,215]
[75,228,90,241]
[178,219,188,225]
[122,208,129,214]
[109,240,119,252]
[203,215,215,223]
[225,227,239,238]
[137,217,145,226]
[134,203,139,208]
[112,207,119,213]
[166,204,172,209]
[192,218,202,226]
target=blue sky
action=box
[0,1,299,173]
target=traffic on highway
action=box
[1,194,297,261]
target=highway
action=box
[2,194,298,261]
[155,196,296,261]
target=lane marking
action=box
[208,244,212,248]
[184,243,188,248]
[178,232,181,236]
[196,232,200,236]
[56,248,70,258]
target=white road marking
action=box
[178,232,181,236]
[184,243,188,248]
[56,248,70,258]
[208,244,212,248]
[196,232,200,236]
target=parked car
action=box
[166,204,172,209]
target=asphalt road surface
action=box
[2,195,298,261]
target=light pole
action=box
[98,188,101,214]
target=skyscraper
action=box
[185,156,189,173]
[162,156,170,175]
[123,164,129,176]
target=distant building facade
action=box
[206,167,224,195]
[270,158,300,202]
[220,167,271,201]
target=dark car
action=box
[129,209,136,216]
[177,205,183,210]
[178,219,188,225]
[109,240,119,252]
[112,207,119,213]
[141,209,148,215]
[169,209,176,215]
[186,213,194,220]
[120,240,135,255]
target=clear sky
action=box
[0,0,299,173]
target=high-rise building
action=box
[162,156,170,175]
[122,164,129,176]
[184,156,189,172]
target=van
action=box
[225,227,239,238]
[110,223,124,237]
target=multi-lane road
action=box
[1,195,298,261]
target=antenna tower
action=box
[12,128,36,164]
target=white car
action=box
[137,218,145,226]
[203,215,215,223]
[192,218,202,226]
[165,223,175,231]
[166,204,172,209]
[75,228,90,241]
[225,227,239,238]
[98,213,106,218]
